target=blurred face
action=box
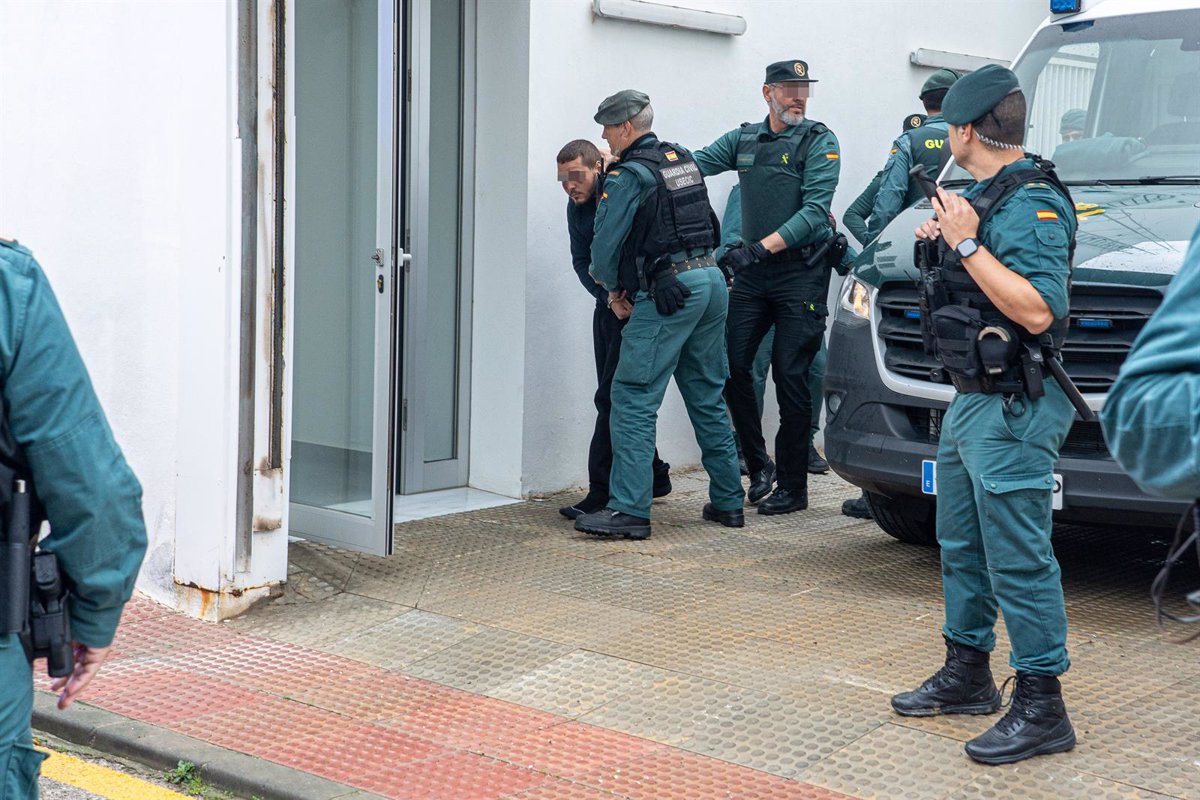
[764,82,812,125]
[1061,129,1083,143]
[558,157,599,205]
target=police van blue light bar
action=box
[1077,318,1113,330]
[1051,0,1082,14]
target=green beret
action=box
[920,68,962,98]
[764,59,817,84]
[1059,108,1087,134]
[594,89,651,125]
[942,64,1021,125]
[903,113,927,132]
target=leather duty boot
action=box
[652,464,672,499]
[747,459,776,504]
[757,486,807,515]
[891,638,1002,717]
[807,443,829,474]
[574,509,651,540]
[965,673,1076,765]
[702,503,744,528]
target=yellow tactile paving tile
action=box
[36,747,189,800]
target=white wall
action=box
[505,0,1049,496]
[0,1,232,603]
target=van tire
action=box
[865,492,939,546]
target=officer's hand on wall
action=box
[719,240,768,273]
[652,270,691,316]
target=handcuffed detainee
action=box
[889,65,1084,765]
[574,90,744,541]
[0,237,147,798]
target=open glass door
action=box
[289,0,401,554]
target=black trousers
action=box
[725,264,827,491]
[590,305,667,496]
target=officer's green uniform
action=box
[693,60,839,501]
[0,240,147,798]
[589,113,743,521]
[934,155,1076,672]
[1102,221,1200,499]
[843,115,930,247]
[865,70,961,242]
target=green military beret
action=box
[1059,108,1087,134]
[942,64,1021,125]
[594,89,651,125]
[903,113,927,131]
[764,59,817,84]
[919,68,962,98]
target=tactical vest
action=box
[923,157,1076,390]
[618,139,717,292]
[901,120,951,209]
[735,119,828,245]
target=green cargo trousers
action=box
[936,384,1075,676]
[0,635,43,800]
[609,266,745,519]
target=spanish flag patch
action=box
[665,150,679,162]
[1035,209,1058,221]
[889,148,897,155]
[825,152,839,160]
[601,192,608,201]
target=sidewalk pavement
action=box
[35,470,1200,800]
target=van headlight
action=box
[838,277,871,321]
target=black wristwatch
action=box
[955,237,981,259]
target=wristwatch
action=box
[955,237,981,259]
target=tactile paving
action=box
[326,609,483,670]
[486,650,675,718]
[403,627,576,693]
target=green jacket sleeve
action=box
[842,172,882,248]
[776,128,841,248]
[693,128,740,179]
[1101,223,1200,499]
[984,185,1074,321]
[713,184,742,261]
[866,137,913,241]
[589,166,649,292]
[0,245,147,648]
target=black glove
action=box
[718,240,769,273]
[651,267,691,316]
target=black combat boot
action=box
[652,463,672,499]
[891,637,1002,717]
[757,486,807,515]
[559,491,608,520]
[964,673,1075,765]
[841,491,871,519]
[574,509,651,540]
[747,459,776,504]
[807,443,829,474]
[702,502,745,528]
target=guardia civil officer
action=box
[694,60,841,515]
[890,65,1079,765]
[864,69,961,242]
[1102,221,1200,499]
[555,139,671,520]
[574,91,744,540]
[0,238,147,796]
[842,114,928,248]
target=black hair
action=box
[556,139,601,165]
[920,88,948,114]
[972,92,1027,148]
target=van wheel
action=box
[864,492,938,546]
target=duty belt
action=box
[760,243,818,265]
[666,254,717,275]
[949,372,1026,395]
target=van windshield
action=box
[944,9,1200,186]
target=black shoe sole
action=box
[807,465,829,475]
[757,500,808,516]
[965,729,1076,765]
[652,483,672,499]
[574,521,651,540]
[842,508,872,520]
[559,506,585,520]
[702,506,745,528]
[891,697,1002,717]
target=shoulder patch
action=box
[825,152,839,160]
[607,169,621,177]
[889,148,898,155]
[1035,209,1059,221]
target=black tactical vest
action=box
[735,120,828,244]
[901,121,952,209]
[923,157,1076,382]
[618,138,717,291]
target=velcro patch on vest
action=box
[664,150,679,162]
[736,153,755,168]
[660,160,702,191]
[825,152,839,160]
[1035,209,1059,221]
